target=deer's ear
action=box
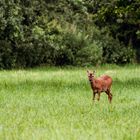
[87,70,90,75]
[93,70,96,74]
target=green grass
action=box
[0,65,140,140]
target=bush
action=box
[75,42,103,66]
[100,35,136,64]
[49,24,136,66]
[0,40,16,69]
[0,0,138,69]
[15,40,55,68]
[87,26,136,64]
[0,24,136,69]
[54,47,74,66]
[53,28,103,66]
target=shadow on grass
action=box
[113,78,140,88]
[0,77,139,93]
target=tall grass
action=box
[0,65,139,140]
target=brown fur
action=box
[87,70,113,103]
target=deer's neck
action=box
[90,78,96,90]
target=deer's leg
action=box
[106,89,112,103]
[108,89,113,103]
[93,92,95,101]
[97,92,101,101]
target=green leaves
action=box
[32,26,45,40]
[0,0,138,68]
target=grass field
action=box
[0,65,140,140]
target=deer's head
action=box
[87,70,96,82]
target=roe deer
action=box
[87,70,113,103]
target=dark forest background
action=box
[0,0,140,69]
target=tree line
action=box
[0,0,139,68]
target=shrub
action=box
[0,40,16,69]
[75,41,103,66]
[15,40,54,68]
[54,27,103,66]
[100,35,136,64]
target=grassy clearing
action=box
[0,65,140,140]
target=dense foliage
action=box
[0,0,139,68]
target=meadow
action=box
[0,65,139,140]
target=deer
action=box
[87,70,113,103]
